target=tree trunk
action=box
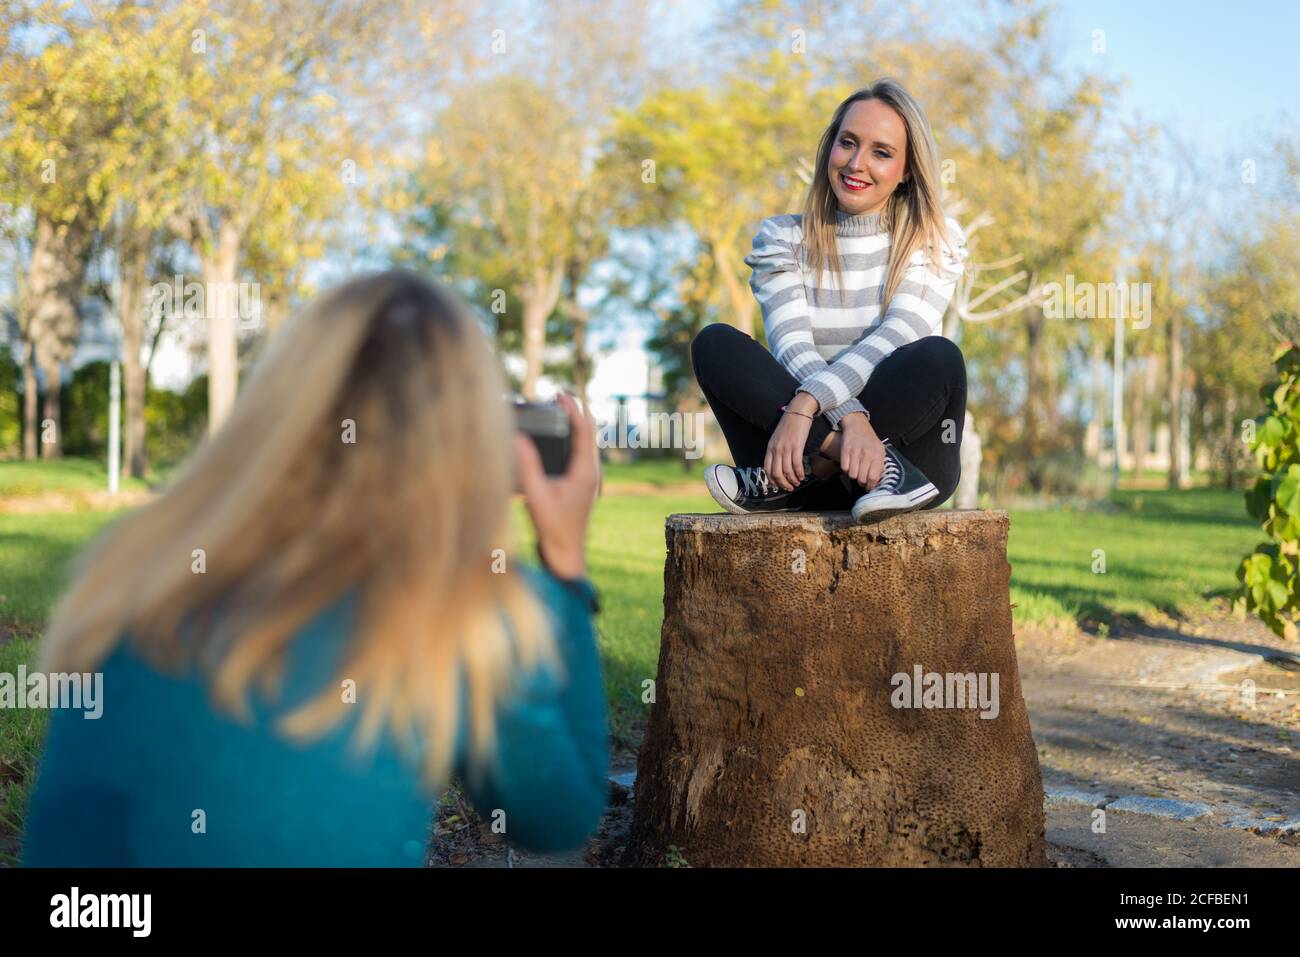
[1223,391,1238,489]
[519,257,566,400]
[1085,336,1106,462]
[630,510,1046,867]
[22,341,39,460]
[1131,358,1149,481]
[1023,306,1045,489]
[711,238,754,339]
[572,314,592,408]
[1167,307,1184,489]
[27,212,94,459]
[565,259,593,407]
[1042,334,1061,438]
[956,410,982,509]
[120,240,150,477]
[39,355,61,460]
[205,220,242,434]
[521,299,547,400]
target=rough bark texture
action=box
[629,509,1047,867]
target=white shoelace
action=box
[737,466,777,498]
[877,449,902,493]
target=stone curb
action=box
[1043,786,1300,833]
[615,776,1300,835]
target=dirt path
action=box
[0,487,154,514]
[1018,605,1300,866]
[431,604,1300,867]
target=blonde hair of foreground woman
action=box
[40,269,563,788]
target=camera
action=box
[513,398,572,477]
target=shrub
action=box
[31,361,208,471]
[1235,342,1300,639]
[0,349,20,457]
[146,373,207,471]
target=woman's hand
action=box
[838,413,887,489]
[514,392,600,579]
[764,391,818,491]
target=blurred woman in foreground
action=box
[22,270,609,866]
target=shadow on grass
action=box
[1008,486,1261,631]
[1108,487,1255,530]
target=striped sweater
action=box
[744,208,968,428]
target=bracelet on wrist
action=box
[780,404,815,421]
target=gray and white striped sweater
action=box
[744,208,968,428]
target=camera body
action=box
[513,399,572,477]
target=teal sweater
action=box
[21,564,609,867]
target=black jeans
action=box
[690,323,967,510]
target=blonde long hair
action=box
[800,78,950,309]
[40,270,558,788]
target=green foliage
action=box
[0,349,20,456]
[145,374,208,472]
[644,269,716,409]
[31,362,207,467]
[664,845,691,868]
[60,361,110,457]
[1016,446,1111,501]
[1234,343,1300,639]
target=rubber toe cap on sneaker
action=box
[710,465,738,499]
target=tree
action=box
[1199,212,1300,487]
[0,4,121,457]
[950,3,1123,491]
[604,42,830,340]
[408,0,647,398]
[165,0,452,431]
[95,5,194,477]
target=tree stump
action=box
[629,510,1046,867]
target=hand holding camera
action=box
[513,393,600,580]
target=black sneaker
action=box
[705,455,822,514]
[850,439,938,523]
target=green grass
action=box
[600,455,705,487]
[0,635,41,866]
[0,456,1265,859]
[0,504,130,864]
[0,510,131,630]
[1006,487,1259,625]
[0,457,151,497]
[513,488,717,744]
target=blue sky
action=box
[1052,0,1298,143]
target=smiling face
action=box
[827,97,909,216]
